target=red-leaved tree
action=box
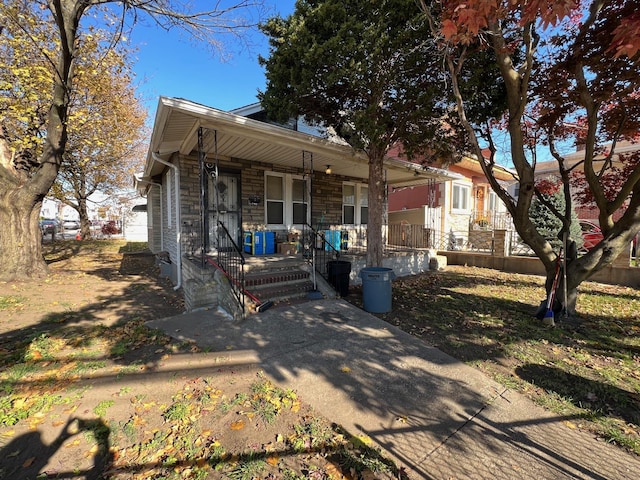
[420,0,640,321]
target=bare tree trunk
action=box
[366,152,385,267]
[0,190,48,280]
[78,197,90,240]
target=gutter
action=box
[151,153,182,291]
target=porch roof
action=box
[142,97,461,188]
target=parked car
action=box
[101,220,121,235]
[579,220,604,252]
[63,220,80,230]
[40,219,61,235]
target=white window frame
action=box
[265,172,309,227]
[489,191,498,212]
[343,182,368,225]
[452,183,470,212]
[291,176,309,225]
[359,185,368,225]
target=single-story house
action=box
[136,97,459,316]
[387,147,515,251]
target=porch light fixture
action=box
[248,195,261,206]
[325,165,332,175]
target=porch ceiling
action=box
[144,97,460,187]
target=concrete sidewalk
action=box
[147,299,640,479]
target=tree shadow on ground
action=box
[42,241,83,264]
[346,269,640,365]
[516,363,640,426]
[143,298,639,479]
[0,244,184,388]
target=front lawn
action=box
[347,265,640,455]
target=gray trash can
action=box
[359,267,395,313]
[327,260,351,297]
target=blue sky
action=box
[129,1,295,120]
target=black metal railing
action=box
[302,223,341,282]
[216,221,246,312]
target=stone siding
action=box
[182,258,218,312]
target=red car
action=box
[579,220,603,252]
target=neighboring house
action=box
[40,198,79,222]
[135,97,458,313]
[388,147,515,249]
[528,141,639,223]
[125,203,148,242]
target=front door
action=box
[209,172,241,252]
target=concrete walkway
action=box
[147,299,640,479]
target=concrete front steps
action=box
[242,255,336,307]
[245,268,315,305]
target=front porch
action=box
[180,234,438,314]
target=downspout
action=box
[152,153,182,290]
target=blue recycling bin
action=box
[243,231,275,255]
[359,267,395,313]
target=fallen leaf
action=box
[230,420,245,431]
[340,366,351,373]
[266,455,280,466]
[324,461,345,479]
[350,434,373,446]
[22,457,36,468]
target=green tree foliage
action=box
[529,182,583,253]
[259,0,504,266]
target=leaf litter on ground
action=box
[0,240,408,479]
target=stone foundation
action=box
[182,258,218,312]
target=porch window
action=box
[343,184,355,224]
[292,178,308,224]
[265,173,309,226]
[343,183,368,225]
[452,184,470,211]
[489,191,498,212]
[360,186,368,225]
[266,174,284,224]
